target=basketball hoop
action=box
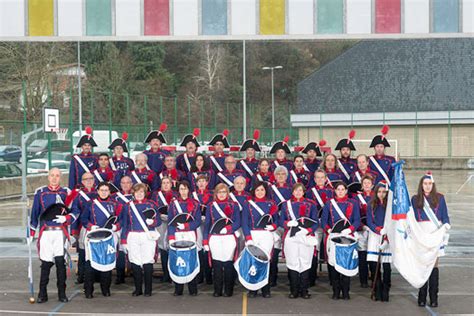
[53,128,68,141]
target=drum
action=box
[329,235,359,277]
[168,240,200,284]
[234,244,270,291]
[85,228,117,272]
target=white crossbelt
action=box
[109,158,117,171]
[74,155,91,173]
[173,200,184,214]
[93,170,104,182]
[423,197,441,229]
[192,192,200,202]
[93,199,111,219]
[129,201,151,235]
[131,171,143,184]
[330,199,348,222]
[248,200,265,216]
[229,192,243,211]
[311,188,325,208]
[271,185,286,204]
[183,154,191,172]
[286,200,297,221]
[369,156,391,185]
[290,170,298,183]
[337,160,351,180]
[79,190,91,202]
[158,191,168,206]
[303,164,310,172]
[357,194,367,206]
[256,174,264,182]
[210,156,224,172]
[355,171,362,182]
[217,172,234,187]
[240,160,254,176]
[116,192,130,203]
[212,202,229,220]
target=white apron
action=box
[127,231,157,266]
[250,230,274,258]
[39,230,66,263]
[284,232,317,273]
[209,234,237,262]
[366,230,392,263]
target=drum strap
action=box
[130,201,151,234]
[212,202,229,220]
[183,154,191,172]
[357,194,367,206]
[337,160,351,180]
[355,171,362,182]
[116,192,130,203]
[311,187,325,208]
[79,190,91,202]
[330,199,348,222]
[229,192,243,211]
[158,191,168,206]
[192,192,200,202]
[290,170,298,183]
[93,199,111,219]
[173,200,184,214]
[271,185,285,204]
[109,158,117,171]
[217,172,234,187]
[131,171,143,184]
[93,170,104,183]
[248,200,265,216]
[273,160,280,169]
[286,201,297,221]
[210,156,224,172]
[256,174,264,182]
[423,197,441,229]
[240,160,254,176]
[369,156,391,185]
[74,155,91,173]
[303,163,310,172]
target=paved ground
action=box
[0,169,472,315]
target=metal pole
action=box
[144,95,148,135]
[242,40,247,141]
[126,93,130,155]
[22,81,27,133]
[77,41,83,134]
[271,68,275,142]
[108,93,112,146]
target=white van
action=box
[72,130,118,154]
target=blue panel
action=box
[202,0,227,35]
[433,0,459,33]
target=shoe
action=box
[58,296,69,302]
[429,302,438,308]
[262,293,271,298]
[132,291,143,296]
[190,292,198,296]
[173,292,183,296]
[361,283,368,288]
[213,292,222,297]
[144,293,151,297]
[288,293,298,299]
[85,294,93,299]
[115,279,125,285]
[248,291,257,298]
[102,292,110,297]
[301,293,311,299]
[223,293,232,297]
[37,296,48,304]
[418,301,426,307]
[332,293,339,300]
[342,293,350,300]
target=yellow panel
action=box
[28,0,54,36]
[260,0,285,35]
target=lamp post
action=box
[262,66,283,142]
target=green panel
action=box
[317,0,344,34]
[86,0,112,36]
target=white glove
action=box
[287,220,298,228]
[27,236,34,244]
[362,225,370,232]
[265,224,274,231]
[220,228,227,234]
[53,215,67,224]
[327,228,332,234]
[246,240,254,247]
[203,245,210,252]
[90,225,99,231]
[69,235,77,245]
[177,223,185,230]
[444,223,451,231]
[341,228,352,236]
[160,214,168,221]
[379,239,389,251]
[296,227,309,236]
[234,230,241,238]
[380,227,386,235]
[122,244,128,254]
[146,218,154,225]
[110,224,117,232]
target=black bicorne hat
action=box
[76,126,98,148]
[239,129,261,152]
[335,130,356,151]
[209,129,230,148]
[144,123,167,144]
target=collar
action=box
[335,195,348,202]
[291,197,304,202]
[134,199,145,204]
[315,185,326,190]
[99,167,110,172]
[136,167,147,172]
[214,152,225,158]
[340,157,351,162]
[185,153,196,158]
[83,187,95,193]
[293,167,305,173]
[97,197,110,202]
[234,190,246,196]
[177,197,190,202]
[216,197,229,203]
[375,154,385,159]
[276,159,287,163]
[48,185,60,191]
[225,168,237,174]
[80,151,92,156]
[121,190,131,195]
[114,156,123,161]
[276,182,287,188]
[254,197,267,202]
[326,168,336,173]
[150,148,161,153]
[245,157,257,162]
[197,189,209,194]
[363,190,373,197]
[306,158,316,163]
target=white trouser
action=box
[158,216,169,250]
[39,230,65,262]
[366,230,392,263]
[209,234,237,262]
[78,227,87,250]
[284,233,316,273]
[127,232,157,267]
[174,231,197,243]
[250,230,274,258]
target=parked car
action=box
[0,145,22,162]
[27,139,71,159]
[129,142,148,161]
[72,130,118,154]
[27,159,70,174]
[34,151,72,161]
[0,162,22,178]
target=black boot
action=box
[270,249,280,287]
[188,277,198,296]
[288,269,299,298]
[309,256,318,287]
[100,271,112,297]
[212,260,223,297]
[341,275,351,300]
[131,264,143,296]
[160,249,171,283]
[418,282,428,307]
[143,264,153,296]
[84,261,94,298]
[37,260,53,303]
[381,263,391,302]
[329,266,340,300]
[223,261,234,297]
[203,251,213,284]
[428,268,439,307]
[54,256,68,302]
[76,248,85,284]
[358,251,369,288]
[115,250,126,284]
[300,270,311,299]
[261,283,271,298]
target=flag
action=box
[384,161,449,288]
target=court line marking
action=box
[48,289,81,316]
[410,292,437,316]
[242,292,247,316]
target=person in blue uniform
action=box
[121,183,161,297]
[280,183,319,299]
[321,181,361,300]
[167,181,202,296]
[92,153,114,185]
[369,125,396,183]
[251,158,275,189]
[411,172,450,308]
[301,140,325,174]
[351,154,381,184]
[188,153,216,191]
[176,128,200,175]
[108,132,134,187]
[335,130,357,184]
[216,155,248,188]
[143,123,171,174]
[318,153,345,186]
[208,129,230,173]
[69,126,98,189]
[366,181,392,302]
[237,129,261,179]
[159,155,187,190]
[70,172,97,285]
[203,183,241,297]
[243,181,278,298]
[82,182,122,298]
[130,153,160,192]
[290,155,311,187]
[269,136,294,172]
[30,168,74,303]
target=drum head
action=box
[157,206,168,215]
[171,240,195,249]
[348,182,362,194]
[210,218,233,234]
[247,244,268,262]
[332,219,351,233]
[331,236,356,245]
[256,214,273,229]
[40,203,69,222]
[142,208,156,219]
[87,229,113,240]
[102,216,117,229]
[169,213,195,227]
[199,204,207,216]
[300,217,318,229]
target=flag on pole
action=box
[383,161,449,288]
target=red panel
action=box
[144,0,169,35]
[375,0,401,33]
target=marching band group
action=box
[29,124,450,309]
